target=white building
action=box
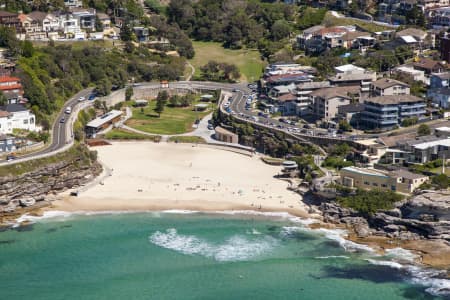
[42,13,60,32]
[0,104,36,132]
[0,110,12,134]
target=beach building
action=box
[214,126,238,144]
[85,110,122,137]
[340,166,428,194]
[435,126,450,138]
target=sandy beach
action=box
[52,142,311,217]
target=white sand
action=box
[53,142,310,216]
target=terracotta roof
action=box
[372,78,409,89]
[0,84,22,91]
[0,76,20,83]
[0,110,10,118]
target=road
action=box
[6,80,449,165]
[1,88,94,165]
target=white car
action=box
[78,96,86,102]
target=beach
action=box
[52,142,311,217]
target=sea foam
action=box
[149,228,277,262]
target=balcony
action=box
[400,109,426,116]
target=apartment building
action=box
[310,86,355,121]
[361,95,426,129]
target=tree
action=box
[417,124,431,136]
[338,120,352,132]
[155,90,168,117]
[271,20,291,41]
[432,174,449,189]
[125,86,134,101]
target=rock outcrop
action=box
[0,150,101,218]
[315,191,450,242]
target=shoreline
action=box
[7,141,450,272]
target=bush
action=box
[337,189,404,215]
[322,156,353,170]
[431,174,450,189]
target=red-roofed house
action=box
[0,76,25,104]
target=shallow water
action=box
[0,211,448,300]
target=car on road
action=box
[78,96,85,102]
[232,88,239,92]
[6,153,16,161]
[60,118,65,123]
[88,93,96,101]
[65,106,72,114]
[207,124,214,130]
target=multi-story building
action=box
[430,72,450,88]
[0,76,23,97]
[428,88,450,109]
[295,81,330,115]
[371,78,410,96]
[328,71,376,96]
[413,58,446,75]
[394,66,427,84]
[0,11,22,33]
[70,8,96,31]
[340,166,428,194]
[400,137,450,163]
[361,95,426,129]
[310,86,356,121]
[19,11,47,40]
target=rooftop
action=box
[413,58,445,71]
[372,78,409,89]
[413,138,450,150]
[296,81,331,90]
[341,166,389,178]
[335,64,365,73]
[390,169,428,180]
[0,104,28,113]
[435,126,450,132]
[329,72,375,82]
[396,28,427,39]
[86,110,122,128]
[364,94,423,105]
[338,103,365,114]
[431,72,450,80]
[310,86,357,99]
[215,126,237,136]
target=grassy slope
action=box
[189,41,265,82]
[168,136,206,143]
[322,12,392,33]
[104,128,161,141]
[125,100,214,135]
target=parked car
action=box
[6,153,16,161]
[78,96,85,102]
[207,124,214,130]
[60,118,65,123]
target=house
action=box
[42,13,60,33]
[413,58,446,75]
[310,86,356,122]
[0,11,22,33]
[133,27,150,42]
[0,104,36,132]
[427,87,450,108]
[57,12,84,39]
[97,13,111,30]
[340,166,428,194]
[396,28,428,43]
[371,78,410,96]
[328,70,376,96]
[430,72,450,88]
[361,95,426,130]
[0,110,12,134]
[435,126,450,137]
[340,31,373,50]
[0,76,23,97]
[70,8,96,31]
[394,66,427,84]
[400,137,450,163]
[296,25,324,50]
[19,11,48,40]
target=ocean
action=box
[0,211,449,300]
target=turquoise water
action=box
[0,212,448,300]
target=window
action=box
[30,117,34,124]
[391,185,396,191]
[23,119,28,124]
[381,184,387,188]
[372,183,378,186]
[364,181,370,185]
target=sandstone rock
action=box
[19,197,36,207]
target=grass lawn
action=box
[125,100,214,135]
[322,12,392,33]
[189,41,266,82]
[168,136,206,144]
[429,167,450,176]
[103,128,161,141]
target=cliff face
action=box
[0,146,102,219]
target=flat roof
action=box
[194,103,209,108]
[201,94,214,99]
[413,138,450,150]
[335,64,365,73]
[86,110,122,128]
[215,126,237,136]
[365,95,423,105]
[341,166,389,178]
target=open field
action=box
[125,100,214,135]
[189,41,265,82]
[322,12,392,33]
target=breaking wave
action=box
[149,228,277,262]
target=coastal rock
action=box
[19,197,36,207]
[404,191,450,221]
[341,217,370,238]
